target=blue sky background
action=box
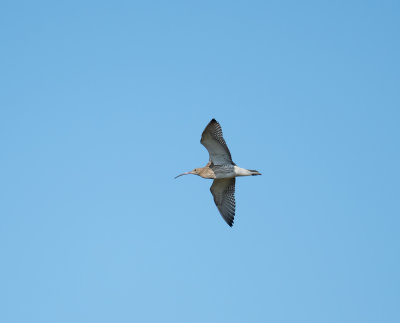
[1,1,399,322]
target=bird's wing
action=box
[210,178,236,227]
[200,119,234,165]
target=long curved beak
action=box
[174,171,194,179]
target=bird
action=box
[175,119,261,227]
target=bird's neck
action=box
[198,167,216,179]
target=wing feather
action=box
[210,178,236,227]
[200,119,234,165]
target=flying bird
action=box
[175,119,261,227]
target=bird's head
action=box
[174,168,201,179]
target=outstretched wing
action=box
[201,119,234,165]
[210,178,236,227]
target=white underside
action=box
[234,166,253,176]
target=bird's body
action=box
[193,163,260,179]
[175,119,261,227]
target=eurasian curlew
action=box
[175,119,261,227]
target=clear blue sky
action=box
[1,1,399,322]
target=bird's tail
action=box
[248,169,262,176]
